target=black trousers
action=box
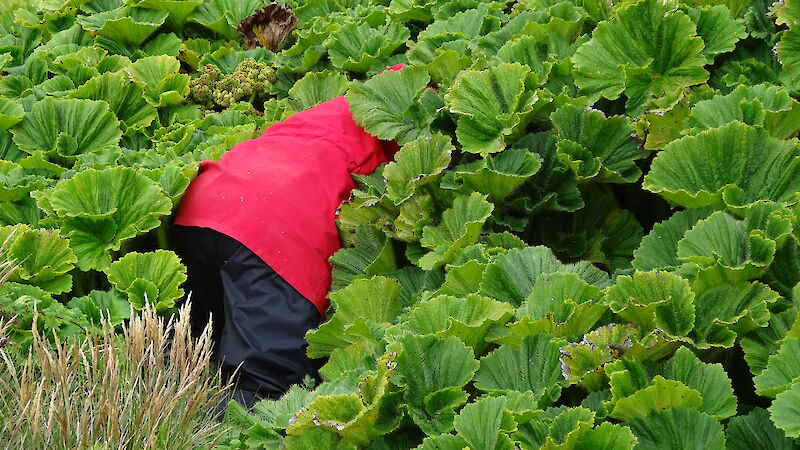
[172,225,322,402]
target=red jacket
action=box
[174,83,399,316]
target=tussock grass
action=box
[0,302,230,449]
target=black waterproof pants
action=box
[172,225,322,406]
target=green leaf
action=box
[306,276,402,358]
[417,192,493,270]
[346,66,442,145]
[550,102,647,183]
[726,407,796,450]
[36,167,171,271]
[754,338,800,397]
[770,381,800,438]
[632,208,713,272]
[741,309,798,376]
[390,334,478,435]
[135,0,204,29]
[287,70,349,111]
[69,72,157,131]
[693,281,781,348]
[604,271,695,338]
[453,396,516,450]
[573,0,709,114]
[660,347,736,419]
[516,272,606,337]
[386,293,514,353]
[677,207,793,283]
[644,123,800,209]
[326,22,410,73]
[383,133,453,205]
[624,408,725,450]
[189,0,268,39]
[474,334,567,407]
[611,376,702,422]
[126,55,190,107]
[450,146,542,201]
[0,224,76,294]
[105,250,186,311]
[480,246,610,307]
[684,5,746,62]
[0,97,24,129]
[11,97,122,165]
[330,225,396,293]
[67,289,130,326]
[78,7,168,46]
[445,63,537,155]
[683,83,800,139]
[542,421,637,450]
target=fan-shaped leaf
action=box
[624,408,725,450]
[326,22,410,73]
[11,97,122,165]
[573,0,709,114]
[78,7,168,46]
[770,381,800,438]
[105,250,186,311]
[644,123,800,209]
[550,102,647,183]
[475,334,567,407]
[389,334,478,435]
[347,66,443,145]
[34,167,171,271]
[383,133,453,205]
[445,63,537,155]
[480,246,610,306]
[727,407,796,449]
[0,224,75,294]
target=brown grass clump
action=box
[0,302,231,449]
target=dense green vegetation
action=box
[2,0,800,448]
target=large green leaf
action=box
[286,70,349,112]
[417,192,493,270]
[624,408,725,450]
[659,347,736,419]
[604,271,695,338]
[445,63,538,155]
[105,250,186,311]
[632,208,712,272]
[329,225,396,292]
[33,167,171,271]
[452,396,516,450]
[573,0,709,114]
[644,123,800,209]
[693,281,781,348]
[69,72,157,130]
[0,224,76,294]
[480,246,610,307]
[550,102,647,183]
[0,97,24,129]
[386,293,514,353]
[449,146,541,202]
[389,334,479,435]
[11,97,122,165]
[474,334,567,407]
[325,22,410,73]
[126,55,190,107]
[77,7,168,46]
[754,338,800,397]
[306,276,403,358]
[383,133,453,205]
[346,66,443,145]
[135,0,204,29]
[741,309,798,375]
[67,289,131,326]
[683,83,800,139]
[770,381,800,438]
[727,407,797,449]
[189,0,267,39]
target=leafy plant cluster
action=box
[2,0,800,448]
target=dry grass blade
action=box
[0,302,231,449]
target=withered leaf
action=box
[238,3,298,51]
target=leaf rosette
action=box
[11,97,122,166]
[644,122,800,210]
[105,250,186,311]
[33,167,172,271]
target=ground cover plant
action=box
[1,0,800,448]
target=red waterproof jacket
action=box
[174,67,401,316]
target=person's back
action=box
[172,86,398,409]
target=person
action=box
[171,65,402,409]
